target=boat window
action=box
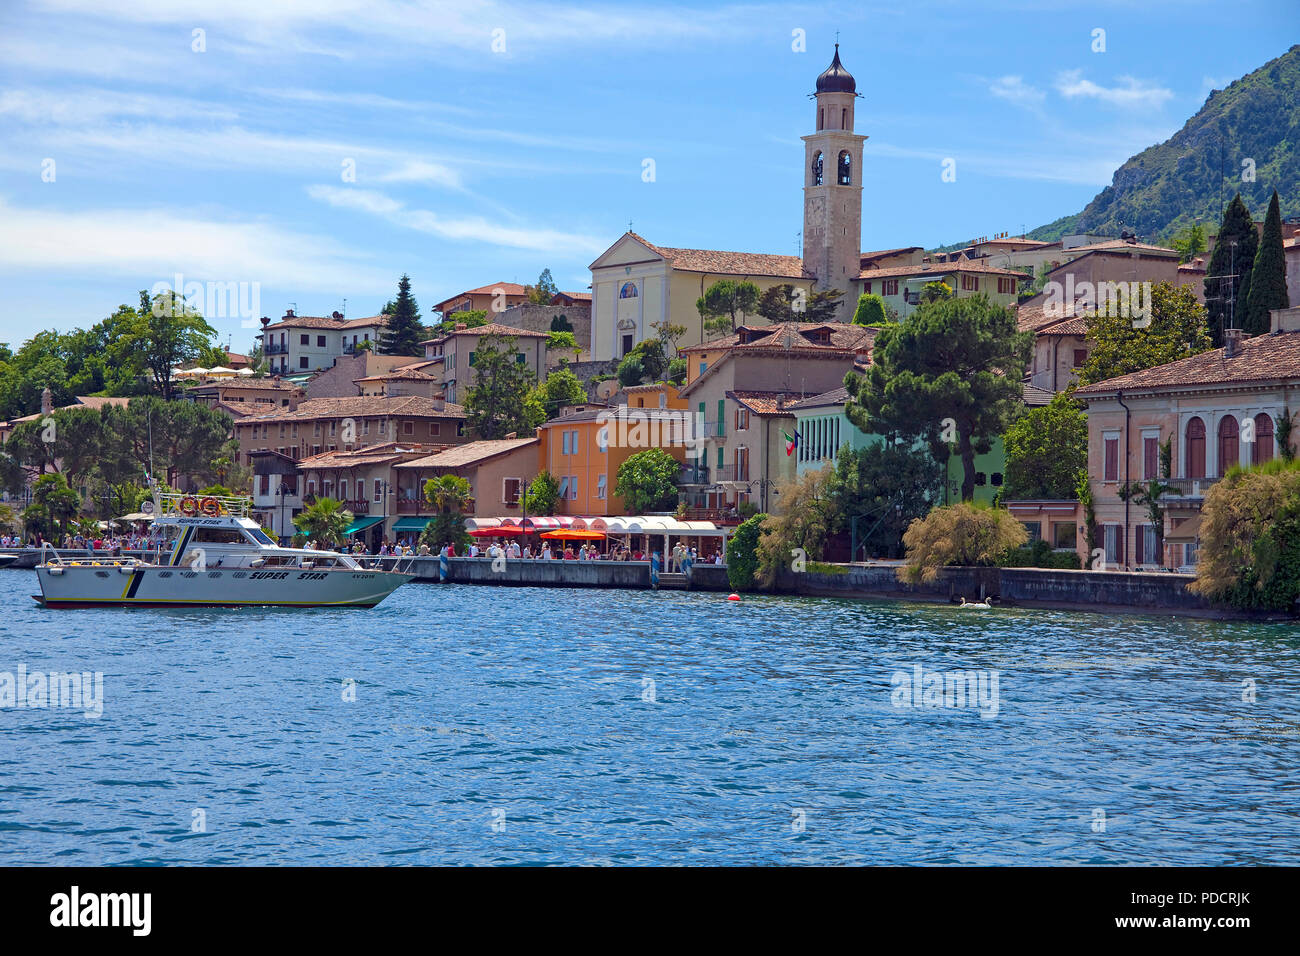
[245,527,275,546]
[193,527,250,544]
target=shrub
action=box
[726,513,767,592]
[1190,458,1300,610]
[998,539,1081,570]
[898,503,1028,584]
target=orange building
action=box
[536,406,692,516]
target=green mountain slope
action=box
[1028,44,1300,243]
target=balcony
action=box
[714,465,750,483]
[701,420,726,439]
[678,463,711,485]
[1162,476,1220,499]
[264,342,287,355]
[343,342,372,355]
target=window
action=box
[429,422,440,437]
[1104,524,1121,565]
[1253,413,1274,465]
[837,150,851,185]
[558,476,570,499]
[882,279,899,296]
[863,282,872,295]
[699,362,707,376]
[734,447,750,481]
[1021,521,1042,542]
[1135,524,1159,566]
[1052,522,1077,551]
[403,421,414,436]
[561,431,571,455]
[300,334,309,346]
[596,474,607,499]
[299,356,309,369]
[1186,417,1206,478]
[306,481,316,497]
[961,275,979,292]
[622,334,634,356]
[259,474,270,496]
[1073,349,1088,368]
[658,393,667,410]
[339,481,348,501]
[811,150,823,185]
[619,282,638,298]
[568,476,578,500]
[316,335,326,347]
[374,480,383,502]
[503,478,521,506]
[1217,416,1239,474]
[840,107,847,129]
[997,277,1016,295]
[1143,436,1159,480]
[735,406,750,431]
[1103,435,1119,481]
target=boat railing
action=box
[156,492,252,518]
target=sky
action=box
[0,0,1295,350]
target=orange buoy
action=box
[199,496,220,517]
[179,495,199,516]
[727,593,740,601]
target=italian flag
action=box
[783,429,800,456]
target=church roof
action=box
[623,232,811,279]
[815,45,856,94]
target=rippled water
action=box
[2,569,1298,865]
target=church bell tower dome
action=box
[815,44,856,94]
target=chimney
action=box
[1270,306,1300,334]
[1224,328,1246,357]
[284,308,295,318]
[40,386,52,416]
[332,311,343,320]
[455,322,468,331]
[432,395,445,412]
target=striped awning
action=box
[520,516,574,530]
[464,518,502,531]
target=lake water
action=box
[2,569,1298,865]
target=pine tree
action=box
[1244,190,1290,334]
[1203,194,1257,345]
[379,274,425,355]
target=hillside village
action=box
[3,46,1299,605]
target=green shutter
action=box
[717,399,726,436]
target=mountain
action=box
[1028,44,1300,243]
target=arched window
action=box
[619,282,638,299]
[1253,413,1275,465]
[1185,417,1206,479]
[1217,416,1239,474]
[811,151,823,186]
[841,107,847,129]
[837,150,852,185]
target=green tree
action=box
[697,280,760,339]
[755,466,837,587]
[919,280,953,304]
[1002,393,1088,499]
[429,309,488,336]
[550,313,574,334]
[423,473,472,513]
[112,290,220,399]
[292,496,353,548]
[529,367,587,422]
[462,333,538,439]
[1204,194,1258,346]
[726,512,767,592]
[851,292,888,326]
[755,283,844,324]
[828,440,944,559]
[420,512,471,552]
[380,274,425,355]
[614,448,679,513]
[1244,189,1290,335]
[844,294,1031,502]
[1076,282,1212,387]
[525,268,559,304]
[1171,223,1207,263]
[23,473,81,539]
[546,330,581,362]
[616,338,668,387]
[524,470,561,515]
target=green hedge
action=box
[998,539,1081,570]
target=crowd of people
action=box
[1,527,166,553]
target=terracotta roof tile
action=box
[624,232,811,279]
[726,390,800,416]
[682,322,875,355]
[396,438,538,469]
[859,259,1028,280]
[420,322,550,345]
[236,395,466,424]
[1076,331,1300,395]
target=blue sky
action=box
[0,0,1293,349]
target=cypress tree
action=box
[1244,190,1290,334]
[380,274,425,355]
[1203,194,1257,345]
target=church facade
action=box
[587,46,866,362]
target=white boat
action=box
[33,490,414,609]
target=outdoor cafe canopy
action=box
[468,524,525,537]
[539,529,606,541]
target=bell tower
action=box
[802,44,865,319]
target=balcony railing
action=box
[678,463,711,485]
[700,420,726,438]
[264,342,287,355]
[714,465,749,483]
[1162,476,1221,499]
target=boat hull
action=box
[34,565,414,609]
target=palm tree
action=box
[423,474,472,514]
[292,496,353,548]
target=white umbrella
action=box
[235,367,256,376]
[206,366,237,377]
[174,367,208,378]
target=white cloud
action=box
[989,75,1045,108]
[0,197,392,292]
[307,184,606,255]
[1054,70,1174,109]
